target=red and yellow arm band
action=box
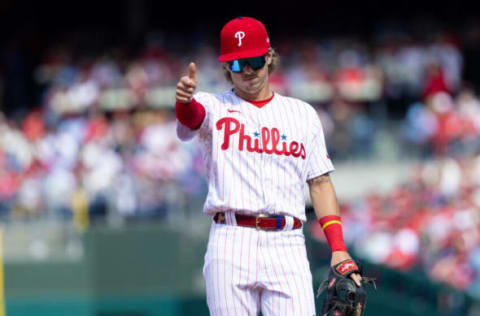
[318,215,347,252]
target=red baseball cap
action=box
[219,17,270,62]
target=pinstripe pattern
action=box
[204,222,316,316]
[178,89,331,315]
[176,90,334,222]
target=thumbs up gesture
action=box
[176,62,197,104]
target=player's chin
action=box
[243,86,261,95]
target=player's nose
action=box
[242,63,255,74]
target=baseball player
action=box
[175,17,362,315]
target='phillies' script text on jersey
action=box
[176,90,334,222]
[216,117,306,159]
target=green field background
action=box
[3,220,473,316]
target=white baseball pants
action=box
[203,219,316,316]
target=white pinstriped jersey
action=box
[177,90,334,222]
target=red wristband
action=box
[318,215,347,252]
[175,98,206,130]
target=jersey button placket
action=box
[255,112,269,214]
[259,113,275,214]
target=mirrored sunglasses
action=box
[228,55,267,73]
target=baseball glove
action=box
[317,259,376,316]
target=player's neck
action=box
[234,84,272,102]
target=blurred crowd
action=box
[33,30,464,111]
[0,107,206,225]
[311,154,480,297]
[402,88,480,158]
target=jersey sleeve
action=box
[176,91,212,141]
[305,108,335,180]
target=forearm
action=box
[308,173,346,252]
[308,173,340,218]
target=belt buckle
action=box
[255,214,268,230]
[217,213,225,224]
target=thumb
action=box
[188,62,197,82]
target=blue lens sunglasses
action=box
[228,55,267,73]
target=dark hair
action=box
[223,47,279,83]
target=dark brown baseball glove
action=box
[317,259,376,316]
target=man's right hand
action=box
[176,62,197,104]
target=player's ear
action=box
[266,50,273,66]
[222,62,230,72]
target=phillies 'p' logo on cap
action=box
[234,31,245,46]
[219,17,270,62]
